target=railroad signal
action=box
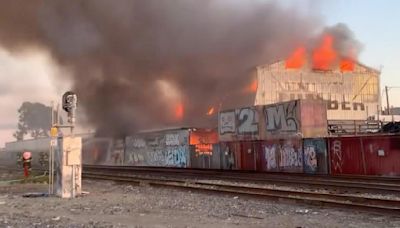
[62,91,77,125]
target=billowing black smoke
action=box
[0,0,327,136]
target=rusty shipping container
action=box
[260,137,303,173]
[328,135,400,176]
[328,136,365,175]
[361,135,400,176]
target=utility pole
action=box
[385,86,390,115]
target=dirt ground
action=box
[0,172,400,228]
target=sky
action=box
[0,0,399,147]
[0,50,64,147]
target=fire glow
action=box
[285,47,306,69]
[285,34,355,72]
[312,35,337,70]
[243,79,258,93]
[340,58,355,72]
[206,107,215,116]
[174,103,184,120]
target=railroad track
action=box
[83,165,400,195]
[82,166,400,214]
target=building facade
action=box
[254,60,381,120]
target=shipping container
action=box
[328,135,400,176]
[219,142,241,170]
[260,137,303,173]
[189,129,218,169]
[239,141,261,171]
[211,144,222,169]
[125,129,190,168]
[303,138,328,174]
[82,137,113,165]
[218,100,327,142]
[361,135,400,176]
[328,136,365,175]
[218,106,260,142]
[260,99,327,139]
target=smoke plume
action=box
[0,1,358,136]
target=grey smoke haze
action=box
[324,23,363,58]
[0,0,361,137]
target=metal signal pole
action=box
[385,86,390,116]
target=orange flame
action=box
[243,79,257,93]
[206,107,215,115]
[312,34,337,70]
[285,47,306,69]
[250,79,257,92]
[174,102,184,120]
[340,58,355,72]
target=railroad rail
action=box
[83,165,400,214]
[83,165,400,194]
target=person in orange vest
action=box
[22,151,32,178]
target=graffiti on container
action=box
[237,108,259,134]
[219,111,236,134]
[147,137,163,147]
[166,134,180,146]
[166,146,187,167]
[265,100,299,132]
[125,133,189,167]
[263,141,302,171]
[264,145,277,170]
[128,151,145,164]
[331,140,343,173]
[146,149,165,166]
[219,108,259,135]
[304,146,317,172]
[280,143,302,167]
[132,138,146,148]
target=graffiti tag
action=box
[331,140,343,173]
[263,142,303,171]
[304,146,317,172]
[166,134,180,146]
[280,144,302,167]
[166,146,187,167]
[219,111,236,134]
[237,108,259,134]
[264,145,277,170]
[265,101,298,132]
[132,138,146,148]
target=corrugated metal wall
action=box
[328,135,400,176]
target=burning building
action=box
[254,34,381,121]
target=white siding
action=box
[255,61,380,120]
